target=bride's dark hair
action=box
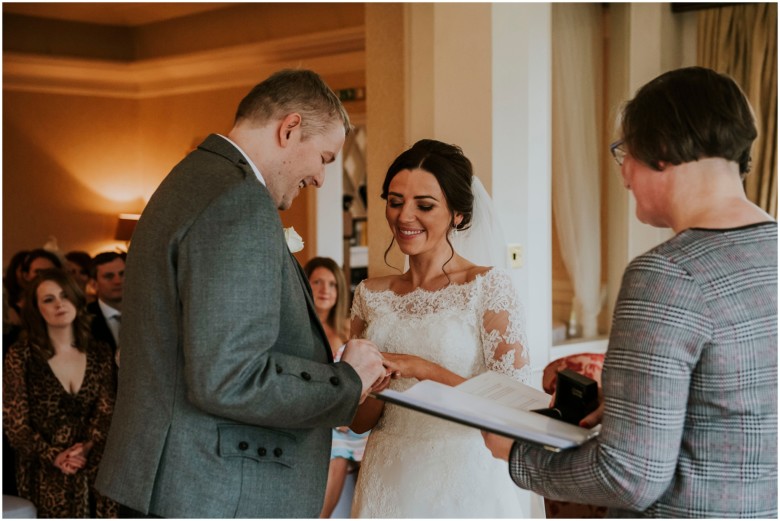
[380,139,475,277]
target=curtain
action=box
[551,4,603,338]
[698,4,778,217]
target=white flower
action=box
[284,226,304,253]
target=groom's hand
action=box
[340,339,386,403]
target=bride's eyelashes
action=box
[387,200,435,212]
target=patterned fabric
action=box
[350,268,542,517]
[542,352,605,395]
[3,340,118,518]
[543,353,608,519]
[510,222,778,518]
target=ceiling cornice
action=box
[4,26,365,99]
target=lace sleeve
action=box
[479,269,530,383]
[349,281,368,339]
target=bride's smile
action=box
[386,168,462,257]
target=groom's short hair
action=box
[234,69,351,139]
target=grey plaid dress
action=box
[510,222,777,518]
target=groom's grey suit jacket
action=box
[95,135,362,518]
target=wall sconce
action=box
[115,213,141,246]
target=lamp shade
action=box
[115,213,141,241]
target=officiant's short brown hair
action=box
[621,66,756,175]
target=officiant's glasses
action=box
[609,139,626,166]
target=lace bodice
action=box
[352,267,529,388]
[349,268,539,517]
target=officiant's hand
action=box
[481,431,514,462]
[341,339,387,403]
[579,386,604,428]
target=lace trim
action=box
[352,269,529,383]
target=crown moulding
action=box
[3,26,366,99]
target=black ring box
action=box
[532,368,599,425]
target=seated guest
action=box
[64,251,93,301]
[483,67,777,518]
[21,248,62,285]
[86,252,125,362]
[3,287,20,497]
[2,250,33,497]
[4,249,30,325]
[12,249,64,323]
[3,269,117,517]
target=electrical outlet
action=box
[508,244,523,269]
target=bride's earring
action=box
[451,225,459,239]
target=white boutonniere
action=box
[284,226,304,253]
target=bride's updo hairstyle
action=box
[380,139,475,273]
[381,139,474,230]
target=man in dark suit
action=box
[95,69,386,518]
[86,251,125,360]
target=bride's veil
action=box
[450,177,508,269]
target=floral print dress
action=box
[3,340,117,518]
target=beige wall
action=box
[365,3,406,277]
[3,84,327,265]
[4,90,144,258]
[3,4,365,267]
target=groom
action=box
[95,69,386,518]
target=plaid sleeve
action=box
[509,252,712,512]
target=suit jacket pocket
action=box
[217,424,297,468]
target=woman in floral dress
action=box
[4,269,117,517]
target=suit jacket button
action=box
[330,376,340,386]
[258,447,267,456]
[301,372,311,381]
[238,442,249,451]
[276,364,283,374]
[274,448,283,457]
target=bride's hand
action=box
[381,353,430,380]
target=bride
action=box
[349,139,542,518]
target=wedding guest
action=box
[3,269,117,517]
[349,139,542,517]
[4,249,29,323]
[64,251,92,298]
[2,287,21,497]
[304,256,350,347]
[21,249,62,284]
[2,250,31,497]
[484,67,777,518]
[86,252,125,360]
[304,257,369,518]
[95,69,386,518]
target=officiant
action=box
[483,67,777,518]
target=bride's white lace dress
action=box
[350,268,543,518]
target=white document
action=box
[374,371,600,451]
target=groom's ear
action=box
[278,113,303,147]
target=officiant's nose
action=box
[311,172,324,188]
